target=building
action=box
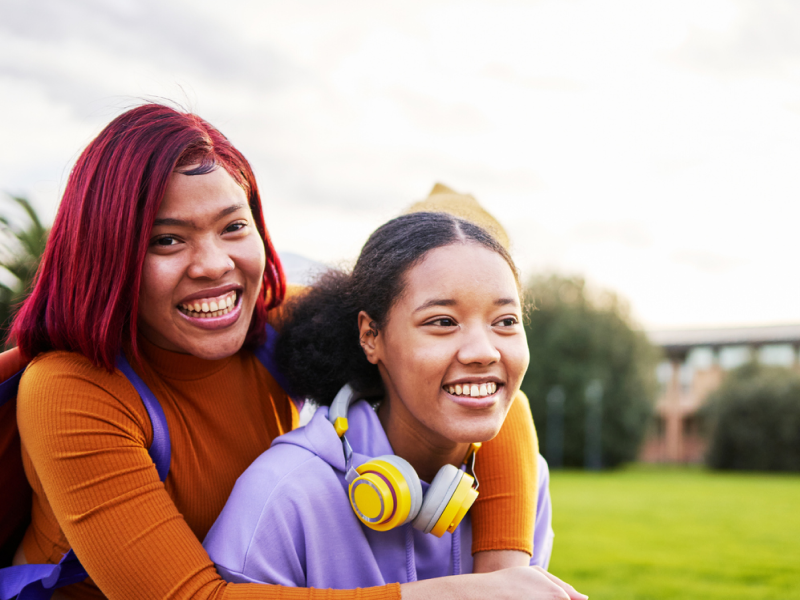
[641,324,800,463]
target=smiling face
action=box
[360,242,529,466]
[137,167,266,360]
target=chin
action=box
[443,419,504,445]
[182,333,247,360]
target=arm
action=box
[20,356,573,600]
[401,568,586,600]
[17,354,399,600]
[470,391,538,570]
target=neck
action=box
[377,399,469,483]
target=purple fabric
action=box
[532,453,554,569]
[0,356,172,600]
[204,400,553,589]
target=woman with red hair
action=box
[8,104,576,600]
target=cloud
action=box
[0,0,304,114]
[671,249,743,272]
[480,63,583,92]
[572,221,652,248]
[670,0,800,77]
[391,88,491,134]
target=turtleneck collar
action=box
[134,334,236,381]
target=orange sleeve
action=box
[17,354,399,600]
[470,390,538,556]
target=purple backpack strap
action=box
[0,369,24,408]
[115,355,171,481]
[0,355,170,600]
[252,324,293,395]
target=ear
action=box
[358,310,381,365]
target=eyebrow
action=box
[152,204,247,229]
[413,297,518,313]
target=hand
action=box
[400,565,588,600]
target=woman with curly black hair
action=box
[205,212,579,599]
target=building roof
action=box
[647,324,800,354]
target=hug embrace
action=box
[0,104,586,600]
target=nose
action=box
[456,326,501,366]
[187,238,235,280]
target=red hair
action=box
[11,104,285,370]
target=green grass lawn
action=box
[547,466,800,599]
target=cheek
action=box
[138,256,178,314]
[505,339,530,384]
[380,334,441,392]
[138,258,160,313]
[398,342,456,401]
[238,239,267,288]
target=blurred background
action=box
[1,1,798,598]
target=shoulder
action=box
[205,440,344,574]
[223,440,339,519]
[22,351,140,403]
[24,350,110,383]
[18,351,150,444]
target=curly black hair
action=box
[275,211,519,405]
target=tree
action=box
[703,362,800,471]
[521,275,658,468]
[0,194,49,346]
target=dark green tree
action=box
[521,275,658,468]
[703,362,800,471]
[0,194,49,346]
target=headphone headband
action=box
[329,384,356,437]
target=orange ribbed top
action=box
[17,336,535,599]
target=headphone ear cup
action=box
[348,455,423,531]
[411,464,464,535]
[376,455,423,522]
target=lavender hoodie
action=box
[204,400,554,588]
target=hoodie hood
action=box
[271,399,394,474]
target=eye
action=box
[151,235,180,247]
[224,221,248,234]
[495,316,520,328]
[426,317,458,328]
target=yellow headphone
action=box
[329,385,480,537]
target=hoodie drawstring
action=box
[451,525,462,576]
[404,524,418,582]
[404,523,462,581]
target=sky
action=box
[1,0,799,330]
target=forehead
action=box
[401,243,519,303]
[158,167,247,216]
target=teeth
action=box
[445,382,499,398]
[179,291,237,318]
